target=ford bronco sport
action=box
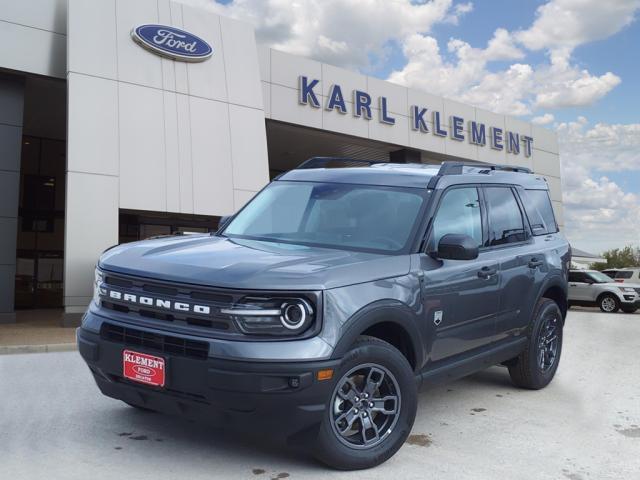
[77,159,570,470]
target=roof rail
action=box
[437,161,532,175]
[296,156,382,170]
[426,161,532,189]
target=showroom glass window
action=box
[430,187,483,250]
[484,187,527,246]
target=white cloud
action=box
[532,113,555,125]
[559,119,640,252]
[516,0,640,52]
[388,0,634,114]
[533,63,621,109]
[179,0,470,70]
[557,119,640,171]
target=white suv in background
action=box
[568,270,640,313]
[614,268,640,284]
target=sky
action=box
[182,0,640,254]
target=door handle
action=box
[528,257,544,268]
[478,266,497,279]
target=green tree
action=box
[590,246,640,270]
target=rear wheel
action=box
[314,336,417,470]
[598,293,620,313]
[508,298,563,390]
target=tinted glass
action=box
[430,187,482,249]
[224,181,424,253]
[616,271,633,279]
[568,272,584,282]
[484,187,526,246]
[523,189,558,235]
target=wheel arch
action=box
[331,301,424,372]
[537,276,569,322]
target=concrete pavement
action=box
[1,310,638,480]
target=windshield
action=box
[588,271,613,283]
[223,181,426,253]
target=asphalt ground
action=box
[1,310,638,480]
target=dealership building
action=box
[0,0,563,325]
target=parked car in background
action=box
[602,269,622,279]
[614,268,640,284]
[568,270,640,313]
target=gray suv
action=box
[77,159,570,470]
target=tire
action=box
[314,336,417,470]
[598,293,620,313]
[508,298,563,390]
[621,306,638,314]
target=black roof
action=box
[278,159,550,190]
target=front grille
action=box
[100,272,241,338]
[101,323,209,360]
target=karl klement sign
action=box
[298,76,533,157]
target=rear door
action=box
[420,186,501,362]
[481,186,541,341]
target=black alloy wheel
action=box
[537,314,560,373]
[330,363,401,449]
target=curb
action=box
[0,343,78,356]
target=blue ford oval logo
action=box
[131,24,213,62]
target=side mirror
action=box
[437,234,479,261]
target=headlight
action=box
[221,296,315,336]
[93,268,105,306]
[619,287,636,293]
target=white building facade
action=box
[0,0,562,324]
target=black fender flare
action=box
[535,273,568,321]
[330,300,425,370]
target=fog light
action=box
[289,377,300,388]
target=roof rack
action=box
[296,157,383,170]
[426,161,532,189]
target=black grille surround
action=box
[101,323,209,360]
[97,270,322,341]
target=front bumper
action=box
[77,325,341,441]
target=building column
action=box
[0,75,24,324]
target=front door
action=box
[568,271,593,301]
[420,186,501,362]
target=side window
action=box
[522,189,558,235]
[484,187,527,246]
[616,271,633,279]
[430,187,482,250]
[569,272,584,283]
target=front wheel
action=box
[598,293,620,313]
[508,298,563,390]
[314,336,417,470]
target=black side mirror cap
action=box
[437,233,479,261]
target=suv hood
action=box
[99,235,410,291]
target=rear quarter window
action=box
[616,271,633,279]
[522,189,558,235]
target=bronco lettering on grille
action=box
[105,289,211,315]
